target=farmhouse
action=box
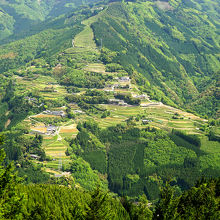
[25,97,37,102]
[109,99,128,106]
[118,100,128,106]
[38,103,44,107]
[133,94,149,100]
[104,86,114,92]
[142,119,152,124]
[109,99,121,104]
[43,110,66,117]
[29,154,40,160]
[119,76,130,82]
[74,110,84,114]
[46,125,57,135]
[51,111,65,117]
[120,84,130,89]
[30,130,45,135]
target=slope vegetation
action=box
[0,0,99,42]
[0,0,219,203]
[91,0,220,117]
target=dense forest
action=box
[65,120,220,199]
[0,0,101,42]
[0,137,219,219]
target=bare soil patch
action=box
[33,114,59,118]
[156,1,173,10]
[60,128,78,133]
[5,119,11,128]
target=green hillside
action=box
[0,144,219,219]
[91,0,220,117]
[0,0,100,42]
[0,0,219,214]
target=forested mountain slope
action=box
[1,148,219,219]
[0,0,219,214]
[0,138,219,219]
[0,0,100,42]
[1,0,219,117]
[91,0,220,117]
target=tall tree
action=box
[0,136,23,219]
[153,182,177,220]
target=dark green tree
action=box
[176,180,220,219]
[153,182,177,220]
[121,196,152,220]
[86,186,114,220]
[0,136,23,219]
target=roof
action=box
[30,154,40,159]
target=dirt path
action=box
[57,128,62,141]
[5,119,11,129]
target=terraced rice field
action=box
[84,63,105,73]
[96,116,126,128]
[31,127,47,133]
[95,104,203,134]
[44,140,67,157]
[33,114,59,118]
[60,123,78,138]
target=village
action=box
[18,11,210,177]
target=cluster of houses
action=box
[25,97,44,108]
[95,7,104,10]
[104,83,130,92]
[25,96,37,102]
[109,99,128,106]
[43,110,66,117]
[132,94,149,100]
[119,76,130,82]
[31,124,58,136]
[104,76,131,92]
[113,76,130,82]
[46,125,57,134]
[142,119,152,125]
[74,110,84,114]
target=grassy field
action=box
[74,10,105,49]
[16,75,68,100]
[199,136,220,170]
[83,63,106,73]
[60,123,78,138]
[74,26,96,48]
